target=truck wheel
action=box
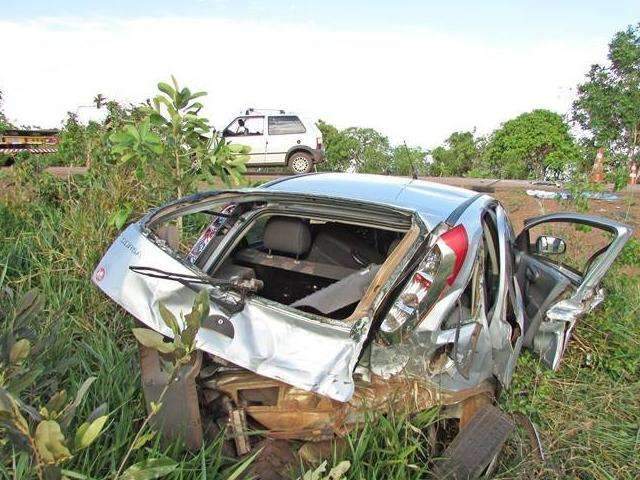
[288,152,313,174]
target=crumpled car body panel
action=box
[95,223,375,401]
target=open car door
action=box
[515,213,632,369]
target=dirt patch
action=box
[492,188,640,240]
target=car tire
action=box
[288,151,313,174]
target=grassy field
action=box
[1,166,639,479]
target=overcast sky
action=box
[1,1,638,147]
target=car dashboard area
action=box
[213,215,403,320]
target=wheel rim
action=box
[291,155,310,173]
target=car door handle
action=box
[525,266,539,283]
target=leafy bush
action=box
[429,131,482,177]
[0,289,109,480]
[482,109,582,179]
[110,76,249,203]
[618,237,640,266]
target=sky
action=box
[0,1,638,147]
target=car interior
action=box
[210,214,406,320]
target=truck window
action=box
[225,116,264,136]
[268,116,306,135]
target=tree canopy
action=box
[482,109,581,179]
[429,131,481,177]
[572,23,640,168]
[0,89,10,131]
[391,144,427,177]
[317,120,426,175]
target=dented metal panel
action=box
[533,288,605,370]
[369,198,501,393]
[94,223,372,401]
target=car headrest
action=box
[263,217,312,257]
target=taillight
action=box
[316,137,323,149]
[440,224,468,285]
[380,247,441,335]
[379,224,468,337]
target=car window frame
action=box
[481,208,501,317]
[515,213,632,302]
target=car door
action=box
[223,116,266,164]
[265,115,307,165]
[515,213,632,369]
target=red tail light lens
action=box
[440,224,468,285]
[380,247,441,335]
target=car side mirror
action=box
[535,235,566,255]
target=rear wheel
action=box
[288,151,313,174]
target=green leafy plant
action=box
[562,172,603,213]
[0,289,45,395]
[108,203,134,230]
[0,376,108,480]
[617,237,640,266]
[108,76,248,235]
[109,117,164,180]
[0,289,109,480]
[114,291,209,480]
[606,165,632,191]
[144,76,249,197]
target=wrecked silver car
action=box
[93,173,632,466]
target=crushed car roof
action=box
[262,173,478,225]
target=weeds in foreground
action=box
[0,289,108,480]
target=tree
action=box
[348,127,392,173]
[316,120,351,171]
[482,109,581,179]
[93,93,106,109]
[572,23,640,169]
[391,144,427,176]
[316,122,392,173]
[0,89,10,131]
[429,131,481,177]
[318,120,428,175]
